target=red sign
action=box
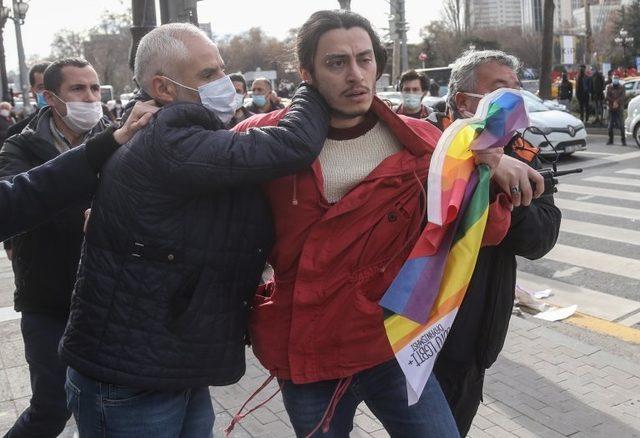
[419,52,428,61]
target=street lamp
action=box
[0,1,30,114]
[614,28,634,67]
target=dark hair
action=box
[28,62,51,87]
[229,73,247,93]
[399,70,428,92]
[43,58,91,94]
[296,10,387,79]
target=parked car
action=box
[521,91,587,157]
[624,94,640,147]
[376,91,402,108]
[623,76,640,98]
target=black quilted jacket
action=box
[60,84,329,390]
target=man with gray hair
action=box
[431,50,561,435]
[58,22,330,436]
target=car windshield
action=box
[522,91,549,113]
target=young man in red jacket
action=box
[235,10,543,437]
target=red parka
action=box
[234,97,511,383]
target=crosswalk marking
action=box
[559,184,640,202]
[616,169,640,176]
[555,198,640,220]
[544,243,640,281]
[583,176,640,187]
[560,219,640,246]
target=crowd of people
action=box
[558,64,629,145]
[0,9,560,438]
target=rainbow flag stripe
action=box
[379,89,529,404]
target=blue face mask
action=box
[36,92,47,108]
[402,93,423,110]
[252,94,267,107]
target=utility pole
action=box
[539,0,555,100]
[399,0,408,73]
[584,0,592,65]
[129,0,156,71]
[337,0,351,10]
[159,0,200,24]
[0,0,10,102]
[12,0,28,113]
[390,0,400,84]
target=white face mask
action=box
[164,75,237,124]
[52,94,103,134]
[0,109,10,118]
[401,93,423,110]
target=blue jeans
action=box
[3,312,71,438]
[65,367,214,438]
[280,359,460,437]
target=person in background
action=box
[228,73,254,127]
[576,64,591,123]
[248,77,284,113]
[7,62,51,139]
[605,74,626,145]
[591,66,605,125]
[0,57,110,438]
[429,77,440,97]
[395,69,431,119]
[558,72,573,109]
[111,98,125,120]
[0,102,16,144]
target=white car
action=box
[624,94,640,147]
[520,91,587,157]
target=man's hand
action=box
[113,100,159,145]
[474,148,504,172]
[490,155,544,207]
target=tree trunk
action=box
[338,0,351,10]
[539,0,555,100]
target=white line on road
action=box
[560,184,640,202]
[555,198,640,221]
[543,243,640,281]
[583,176,640,188]
[616,169,640,176]
[517,271,640,324]
[578,151,615,156]
[0,306,20,323]
[560,219,640,246]
[602,151,640,162]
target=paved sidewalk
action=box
[0,315,638,437]
[0,244,638,437]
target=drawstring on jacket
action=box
[291,175,299,206]
[304,376,353,438]
[380,171,427,273]
[223,375,282,437]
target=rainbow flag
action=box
[379,89,529,404]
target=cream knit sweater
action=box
[319,121,402,203]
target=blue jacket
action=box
[60,84,330,390]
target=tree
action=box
[50,30,86,59]
[338,0,351,10]
[442,0,463,35]
[539,0,555,99]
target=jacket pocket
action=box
[168,267,217,338]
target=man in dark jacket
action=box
[6,62,51,139]
[432,50,561,437]
[606,75,626,145]
[0,57,112,438]
[576,64,591,122]
[0,102,157,242]
[591,66,606,125]
[60,23,329,436]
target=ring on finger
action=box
[510,185,521,195]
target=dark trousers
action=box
[593,98,603,122]
[433,358,485,437]
[608,110,626,143]
[578,96,590,122]
[3,312,71,438]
